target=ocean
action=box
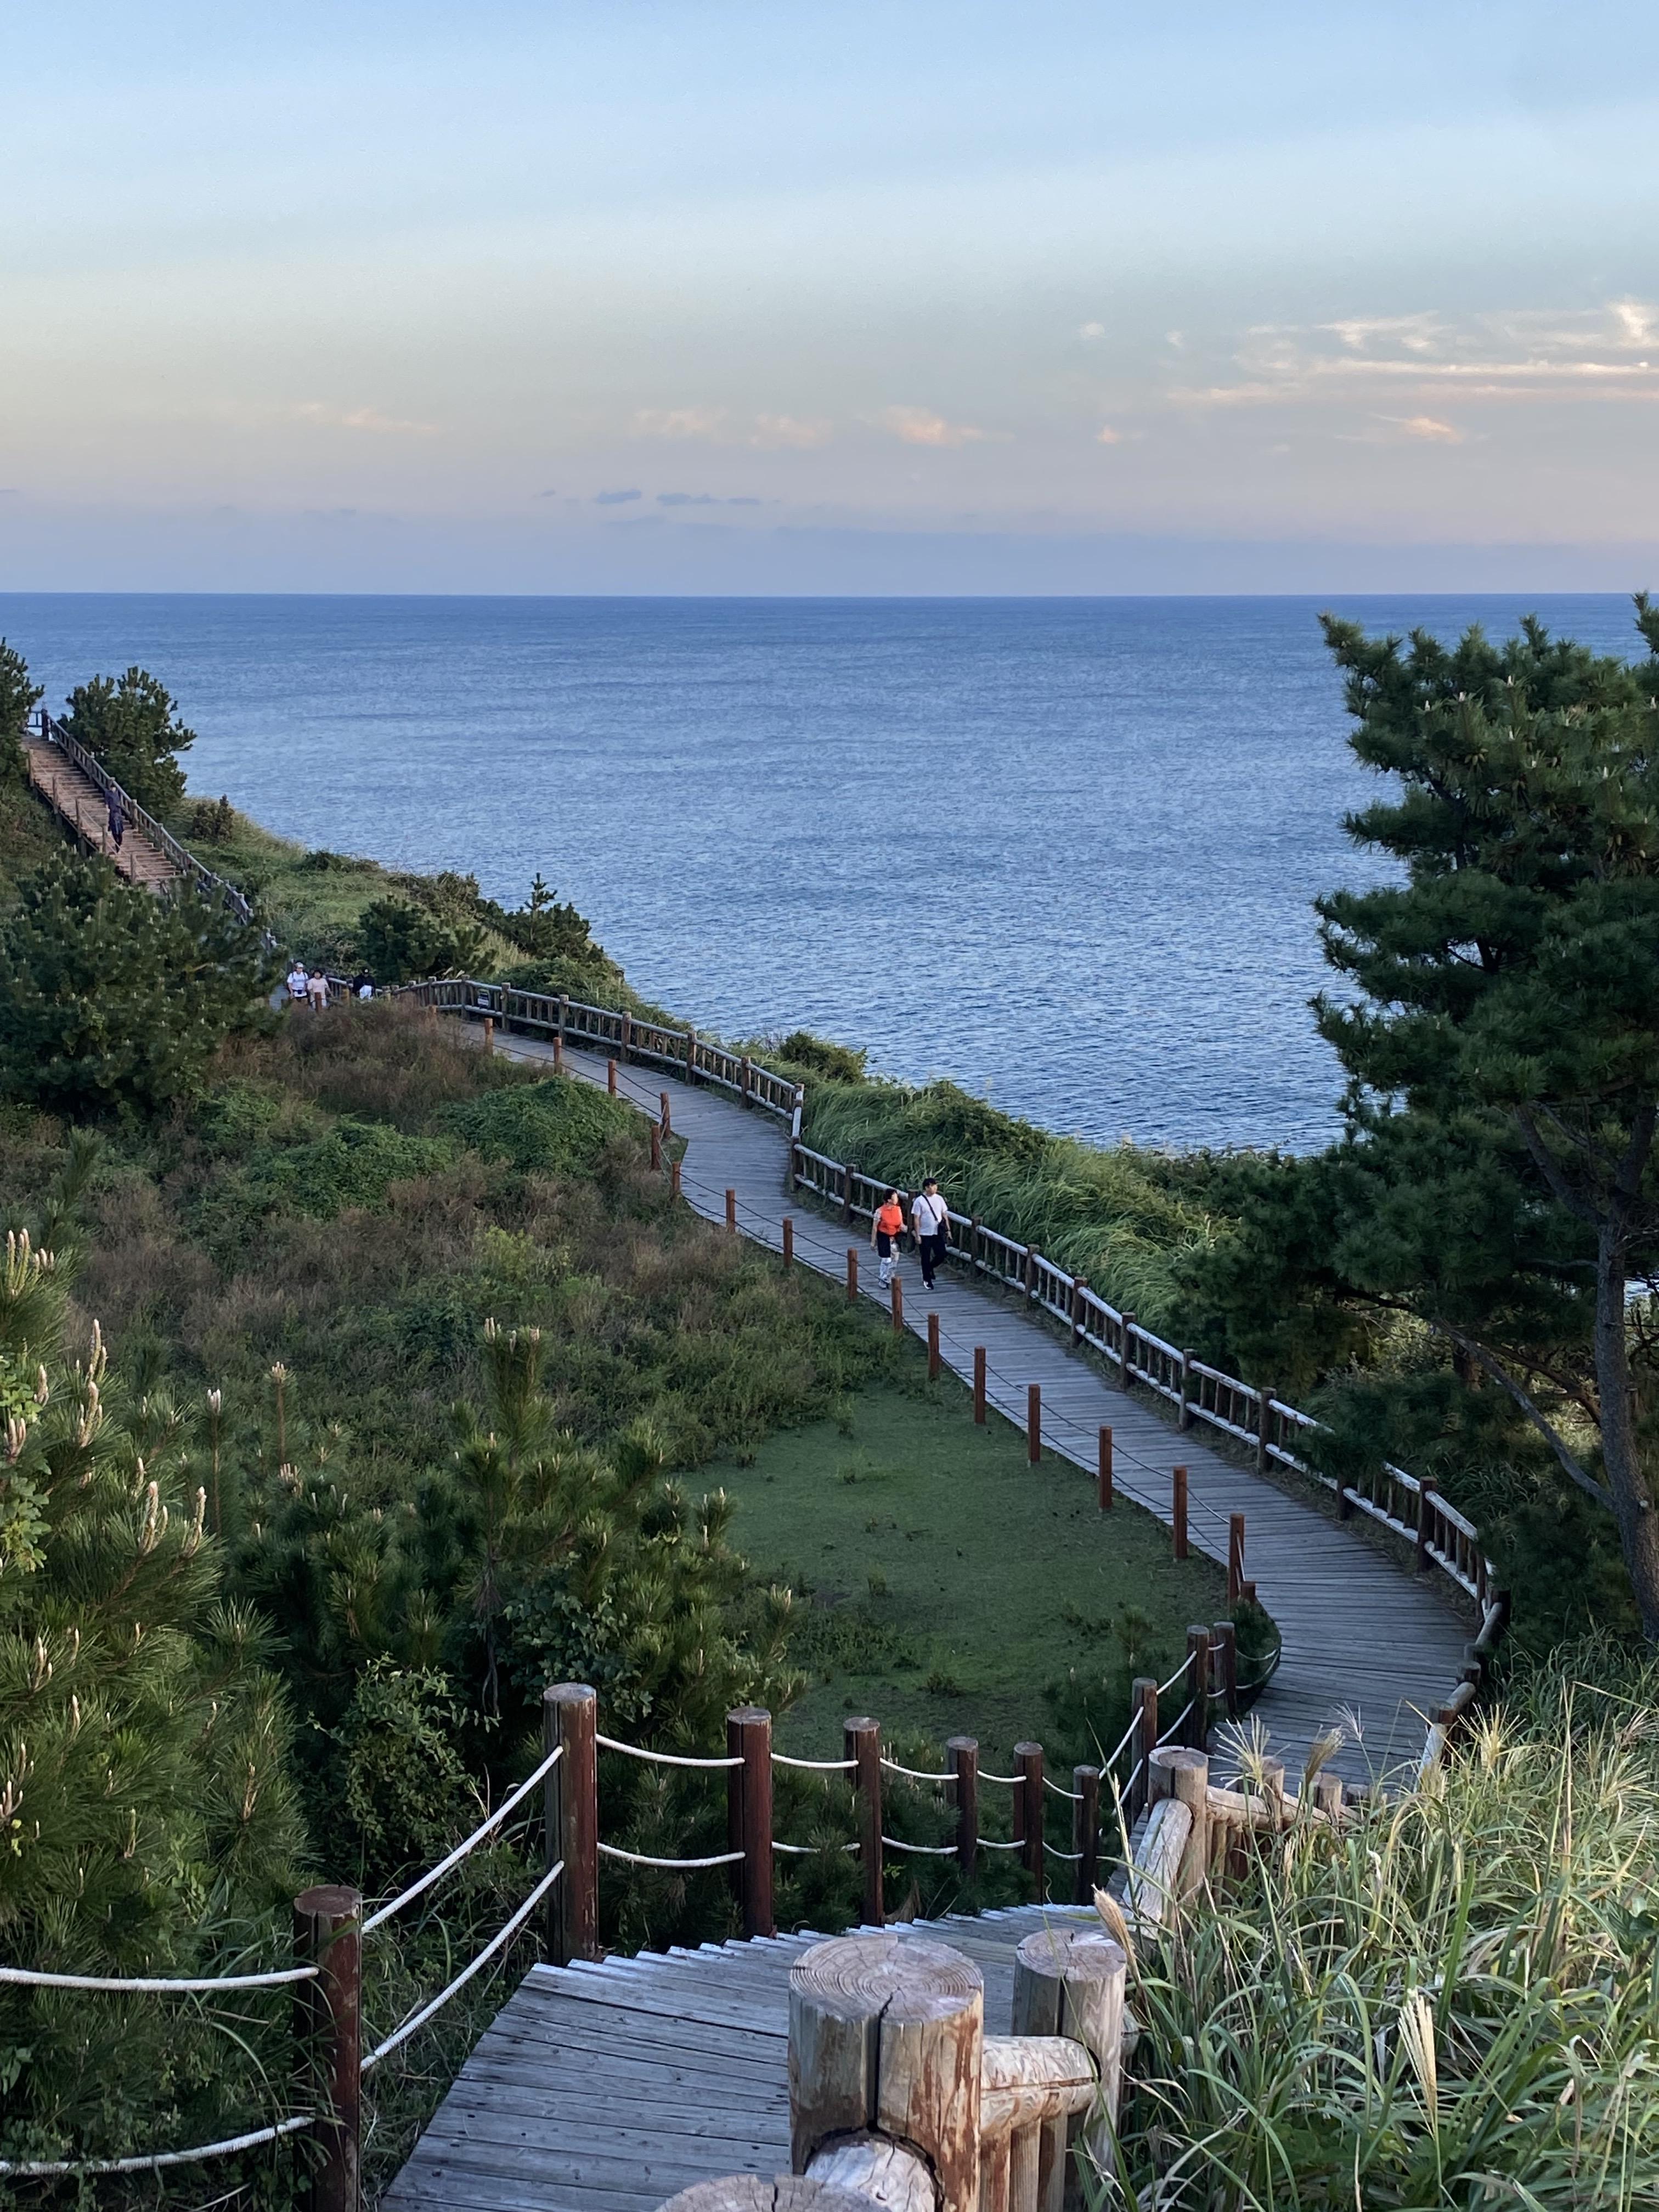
[3,592,1646,1152]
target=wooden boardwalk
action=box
[385,1904,1096,2212]
[23,734,181,892]
[492,1032,1471,1789]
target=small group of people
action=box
[870,1177,951,1290]
[285,963,375,1010]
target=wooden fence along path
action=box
[411,983,1480,1792]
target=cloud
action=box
[537,488,558,498]
[1079,321,1105,341]
[292,402,437,436]
[1096,425,1122,444]
[1613,299,1658,348]
[1390,414,1464,442]
[633,407,726,439]
[592,488,642,504]
[751,414,833,449]
[879,405,989,448]
[657,491,764,506]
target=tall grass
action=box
[1102,1642,1659,2209]
[800,1080,1225,1338]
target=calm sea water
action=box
[3,593,1646,1150]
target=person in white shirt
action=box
[911,1178,949,1290]
[286,963,309,1006]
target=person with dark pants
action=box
[911,1177,949,1290]
[106,793,125,851]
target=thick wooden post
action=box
[671,1158,682,1200]
[1179,1349,1194,1431]
[973,1346,987,1424]
[949,1736,979,1876]
[1417,1480,1436,1572]
[607,1058,618,1096]
[845,1717,883,1927]
[620,1011,631,1064]
[1148,1746,1210,1898]
[482,1015,494,1053]
[1186,1627,1211,1750]
[1015,1742,1045,1895]
[841,1161,856,1226]
[782,1215,794,1267]
[1257,1384,1274,1472]
[1131,1678,1158,1821]
[891,1276,904,1334]
[846,1248,859,1302]
[1070,1278,1087,1347]
[1027,1384,1041,1464]
[659,1090,673,1138]
[1072,1767,1100,1904]
[1172,1465,1188,1561]
[740,1054,752,1104]
[546,1684,598,1964]
[790,1933,983,2212]
[1012,1925,1128,2147]
[1227,1512,1245,1605]
[1120,1312,1136,1382]
[725,1187,737,1233]
[557,993,568,1056]
[927,1311,940,1380]
[1097,1426,1113,1510]
[553,1029,564,1073]
[294,1884,362,2212]
[1211,1619,1239,1719]
[727,1707,775,1939]
[686,1026,698,1084]
[650,1123,662,1171]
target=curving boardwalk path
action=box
[489,1028,1470,1788]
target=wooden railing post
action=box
[1227,1511,1245,1604]
[1257,1384,1274,1472]
[973,1346,987,1424]
[1015,1741,1045,1896]
[607,1058,618,1097]
[1148,1745,1210,1898]
[782,1216,794,1267]
[546,1684,598,1964]
[1417,1479,1437,1571]
[1120,1312,1136,1383]
[927,1310,940,1380]
[841,1161,856,1226]
[671,1159,682,1200]
[1022,1246,1036,1309]
[727,1707,775,1939]
[1072,1767,1100,1904]
[1131,1678,1158,1822]
[949,1735,979,1876]
[845,1718,883,1926]
[740,1053,752,1104]
[1027,1383,1041,1464]
[1098,1425,1113,1510]
[725,1187,737,1233]
[685,1026,698,1084]
[650,1122,661,1171]
[1187,1627,1211,1749]
[1178,1349,1194,1431]
[1172,1465,1188,1560]
[1070,1278,1087,1347]
[481,1014,494,1053]
[1211,1619,1238,1720]
[659,1089,673,1139]
[891,1275,904,1334]
[846,1248,859,1302]
[294,1883,362,2212]
[620,1011,631,1064]
[969,1216,981,1274]
[1012,1925,1128,2152]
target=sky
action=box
[3,0,1658,593]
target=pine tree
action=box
[0,637,43,787]
[61,665,195,815]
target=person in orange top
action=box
[872,1188,905,1288]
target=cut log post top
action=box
[791,1933,984,2212]
[658,2180,891,2212]
[1011,1925,1128,2132]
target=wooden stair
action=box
[23,735,182,893]
[385,1905,1098,2212]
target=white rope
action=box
[1043,1776,1083,1803]
[1155,1702,1195,1747]
[880,1758,953,1784]
[772,1752,858,1773]
[772,1838,859,1857]
[1043,1843,1085,1861]
[0,2113,313,2177]
[596,1843,746,1870]
[595,1734,742,1770]
[979,1769,1023,1786]
[363,1744,562,1934]
[1158,1655,1194,1696]
[1103,1712,1141,1769]
[978,1836,1026,1853]
[880,1836,958,1857]
[0,1962,315,1994]
[360,1860,563,2075]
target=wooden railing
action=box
[30,710,256,924]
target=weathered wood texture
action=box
[486,1032,1471,1788]
[385,1905,1099,2212]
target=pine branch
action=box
[1431,1319,1613,1508]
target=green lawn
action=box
[715,1374,1227,1775]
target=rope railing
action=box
[362,1741,563,1934]
[360,1858,566,2074]
[596,1843,746,1871]
[0,2114,315,2182]
[596,1733,742,1770]
[0,1960,315,1993]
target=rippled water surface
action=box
[4,593,1644,1150]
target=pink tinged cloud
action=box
[879,405,988,447]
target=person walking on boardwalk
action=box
[911,1177,949,1291]
[286,961,309,1007]
[872,1188,905,1288]
[105,791,125,852]
[306,969,330,1011]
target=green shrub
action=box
[335,1661,478,1886]
[0,637,42,789]
[61,665,195,814]
[244,1115,455,1217]
[187,793,238,843]
[359,895,487,984]
[439,1075,638,1173]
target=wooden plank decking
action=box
[493,1030,1472,1790]
[385,1905,1096,2212]
[22,733,181,892]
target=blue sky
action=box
[3,1,1657,591]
